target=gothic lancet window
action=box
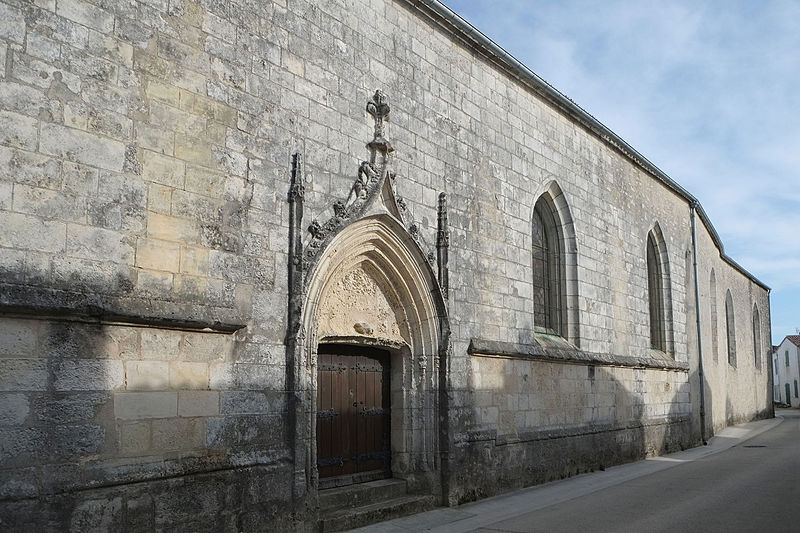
[646,232,667,352]
[725,290,737,367]
[532,197,564,336]
[752,304,761,370]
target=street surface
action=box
[350,410,799,532]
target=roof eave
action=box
[404,0,770,291]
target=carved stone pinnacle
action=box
[288,183,304,201]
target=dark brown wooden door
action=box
[316,345,391,483]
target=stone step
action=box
[320,494,437,532]
[319,478,408,513]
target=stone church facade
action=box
[0,0,771,530]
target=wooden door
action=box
[316,345,391,484]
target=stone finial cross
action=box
[366,89,394,155]
[367,89,390,137]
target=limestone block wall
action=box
[450,356,691,501]
[466,358,690,436]
[691,219,772,434]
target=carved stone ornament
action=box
[366,89,393,155]
[288,183,304,201]
[301,90,437,285]
[308,220,324,240]
[333,201,346,219]
[409,223,420,241]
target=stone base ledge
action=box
[456,415,692,446]
[468,337,688,372]
[0,442,289,502]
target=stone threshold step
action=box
[320,494,437,532]
[319,478,408,512]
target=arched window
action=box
[752,304,761,370]
[725,290,736,367]
[646,229,671,353]
[532,196,564,336]
[710,270,718,363]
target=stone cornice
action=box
[0,283,246,333]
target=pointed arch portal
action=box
[300,214,447,490]
[285,90,449,496]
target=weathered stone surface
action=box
[57,0,115,35]
[209,363,283,391]
[0,2,25,44]
[0,212,67,253]
[40,123,126,172]
[140,329,180,360]
[69,496,123,533]
[147,212,200,244]
[126,361,170,390]
[0,82,48,117]
[0,180,8,210]
[52,424,106,458]
[0,427,47,463]
[140,150,185,188]
[34,392,111,424]
[13,183,85,222]
[206,414,283,447]
[0,318,39,358]
[182,332,230,361]
[114,392,177,419]
[318,263,408,344]
[135,238,181,272]
[0,111,38,151]
[151,417,205,450]
[0,359,48,391]
[178,390,219,417]
[0,146,62,189]
[169,361,208,389]
[67,224,134,264]
[54,360,124,391]
[118,420,150,454]
[219,391,280,415]
[0,393,29,425]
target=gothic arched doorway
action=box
[301,215,445,492]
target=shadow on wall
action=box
[0,316,295,531]
[447,346,692,505]
[691,364,713,443]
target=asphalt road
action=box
[350,411,798,533]
[475,410,800,533]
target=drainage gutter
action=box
[690,203,707,444]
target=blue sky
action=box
[442,0,800,344]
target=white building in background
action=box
[773,335,800,406]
